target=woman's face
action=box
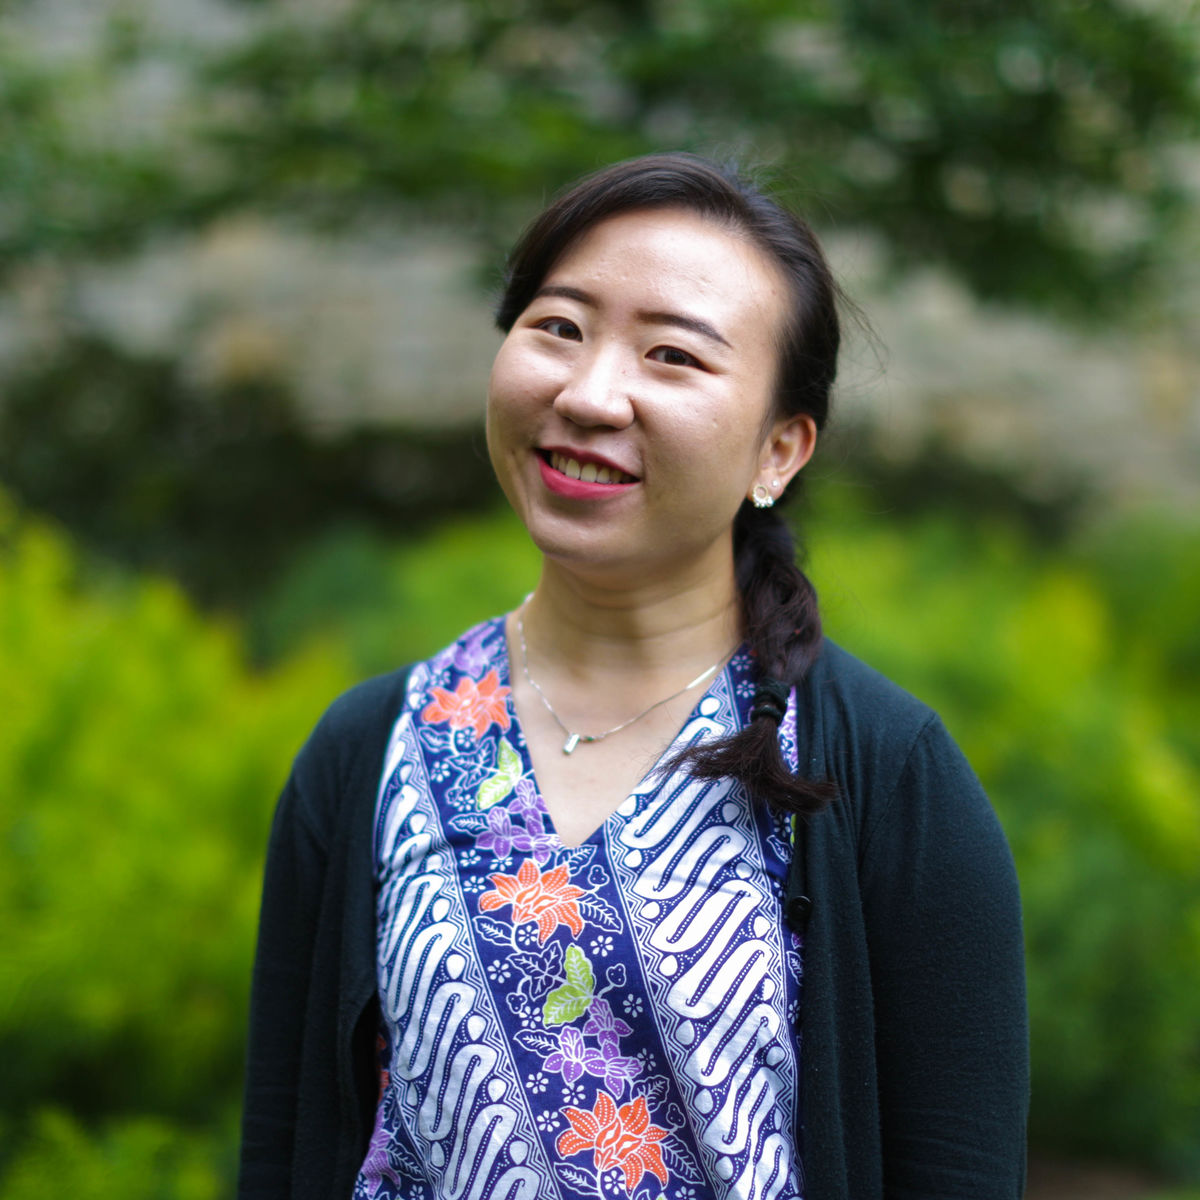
[486,207,814,587]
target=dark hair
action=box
[496,152,840,818]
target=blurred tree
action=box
[0,334,498,606]
[1,0,1196,313]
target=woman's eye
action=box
[649,345,701,368]
[535,317,582,341]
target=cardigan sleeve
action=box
[238,667,411,1200]
[238,738,336,1198]
[858,714,1029,1200]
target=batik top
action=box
[354,617,805,1200]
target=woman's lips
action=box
[544,448,638,483]
[536,450,639,499]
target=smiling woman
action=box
[487,206,806,604]
[239,154,1029,1200]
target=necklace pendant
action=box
[562,733,581,755]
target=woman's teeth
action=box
[549,452,634,484]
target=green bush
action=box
[0,495,351,1185]
[0,1108,229,1200]
[249,510,543,674]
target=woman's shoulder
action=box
[805,638,937,740]
[310,665,416,751]
[306,616,506,750]
[287,665,414,801]
[297,615,508,774]
[801,638,983,822]
[262,664,416,858]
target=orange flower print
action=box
[421,669,511,740]
[557,1090,669,1194]
[479,859,584,943]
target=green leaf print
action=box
[564,944,594,991]
[476,737,522,809]
[543,945,595,1025]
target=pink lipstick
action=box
[536,449,639,500]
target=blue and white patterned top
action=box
[355,617,804,1200]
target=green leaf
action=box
[563,944,594,993]
[496,736,521,779]
[543,946,595,1025]
[543,984,592,1026]
[476,737,522,808]
[476,775,511,809]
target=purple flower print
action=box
[512,778,544,821]
[582,1037,642,1096]
[476,806,516,858]
[510,807,556,866]
[359,1133,401,1188]
[476,805,557,865]
[583,998,633,1050]
[453,626,490,677]
[544,1026,588,1084]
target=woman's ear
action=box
[747,415,817,505]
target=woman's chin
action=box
[526,524,642,579]
[524,519,736,598]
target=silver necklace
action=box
[516,608,727,755]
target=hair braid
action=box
[735,505,820,683]
[665,503,835,817]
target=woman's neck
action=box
[519,556,742,690]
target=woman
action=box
[239,154,1028,1200]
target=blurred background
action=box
[2,0,1198,1196]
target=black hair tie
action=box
[750,677,790,725]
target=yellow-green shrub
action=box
[0,494,351,1132]
[0,1109,228,1200]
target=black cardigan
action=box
[238,640,1028,1199]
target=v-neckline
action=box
[494,617,744,851]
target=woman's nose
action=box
[552,348,635,429]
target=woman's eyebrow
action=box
[534,284,594,306]
[638,308,731,349]
[533,284,731,348]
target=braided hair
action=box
[495,153,841,817]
